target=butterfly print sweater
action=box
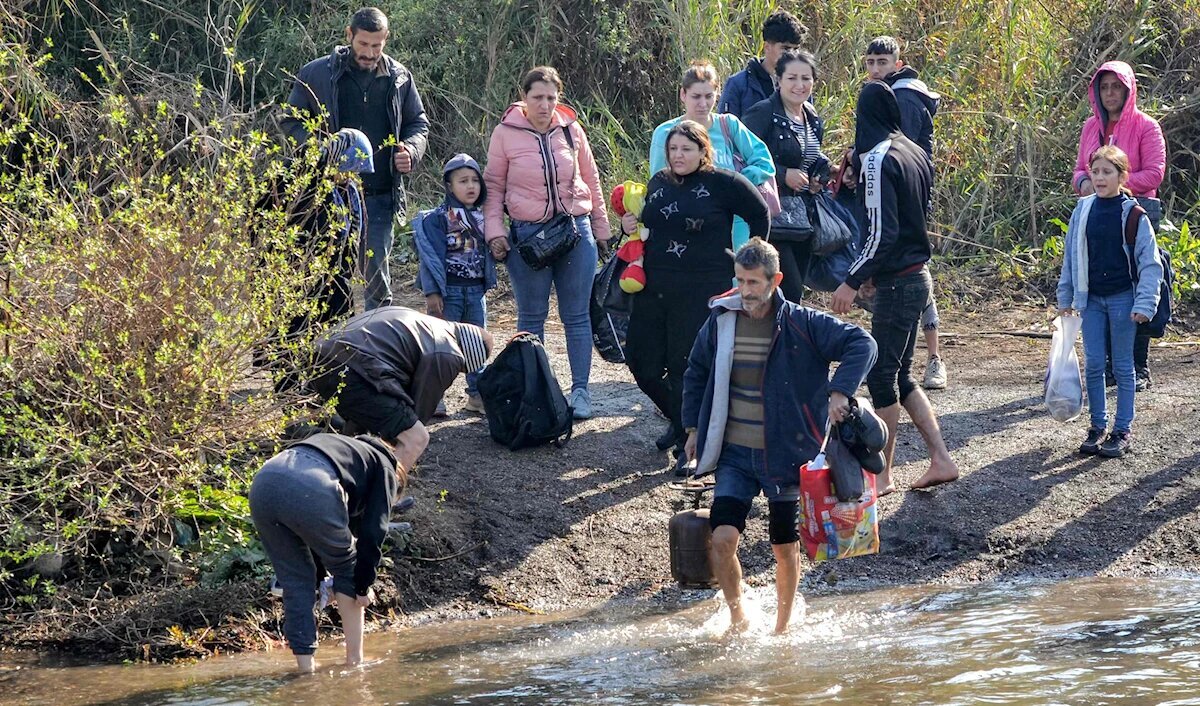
[640,168,769,289]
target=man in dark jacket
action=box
[830,81,959,494]
[282,7,430,311]
[682,239,876,634]
[864,35,948,390]
[311,306,493,472]
[718,11,805,118]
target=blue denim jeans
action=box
[713,443,800,503]
[505,214,598,392]
[1082,289,1137,432]
[363,193,395,310]
[443,283,487,395]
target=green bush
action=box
[0,33,350,596]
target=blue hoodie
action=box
[414,154,497,296]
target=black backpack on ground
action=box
[1123,204,1173,338]
[476,333,573,450]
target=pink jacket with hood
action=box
[1072,61,1166,198]
[483,102,610,243]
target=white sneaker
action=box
[923,356,948,390]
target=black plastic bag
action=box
[591,254,633,364]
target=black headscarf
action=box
[854,80,903,157]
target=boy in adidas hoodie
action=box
[830,81,959,495]
[864,35,948,390]
[414,154,495,414]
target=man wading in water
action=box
[682,239,876,633]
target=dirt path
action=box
[388,287,1200,626]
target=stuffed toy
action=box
[610,181,649,293]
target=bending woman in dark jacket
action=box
[619,120,769,473]
[742,50,830,304]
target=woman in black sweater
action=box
[620,120,769,472]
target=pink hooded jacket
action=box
[483,103,610,243]
[1072,61,1166,198]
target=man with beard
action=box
[283,7,430,310]
[830,81,959,494]
[682,238,876,634]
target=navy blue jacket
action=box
[719,58,775,118]
[682,289,877,488]
[282,46,430,219]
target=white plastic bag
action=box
[1044,315,1084,422]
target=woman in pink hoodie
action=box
[484,66,610,419]
[1072,60,1166,390]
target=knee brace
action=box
[709,496,752,535]
[768,500,800,545]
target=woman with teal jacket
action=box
[649,61,775,253]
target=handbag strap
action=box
[718,115,746,172]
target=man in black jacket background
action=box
[282,7,430,311]
[830,81,958,494]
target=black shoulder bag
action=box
[516,126,582,270]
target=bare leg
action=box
[904,389,960,489]
[336,592,365,667]
[876,403,901,495]
[295,654,316,673]
[393,421,429,475]
[925,328,940,359]
[709,525,749,632]
[771,541,800,634]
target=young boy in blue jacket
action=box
[414,154,495,414]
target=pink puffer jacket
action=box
[483,103,610,242]
[1072,61,1166,198]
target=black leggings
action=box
[774,239,812,304]
[625,280,729,441]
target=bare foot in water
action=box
[910,457,960,490]
[725,609,751,636]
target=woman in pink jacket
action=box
[484,66,610,419]
[1072,59,1166,390]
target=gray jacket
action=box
[315,306,468,422]
[282,46,430,219]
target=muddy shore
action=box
[384,285,1200,628]
[7,283,1200,660]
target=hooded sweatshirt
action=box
[414,153,495,296]
[845,81,934,289]
[483,103,609,243]
[883,66,940,160]
[1072,61,1166,198]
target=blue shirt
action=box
[1086,195,1134,296]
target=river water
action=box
[5,577,1200,705]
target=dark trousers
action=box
[625,279,728,442]
[774,239,812,303]
[866,267,931,408]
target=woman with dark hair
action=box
[742,50,830,304]
[649,61,774,254]
[1071,60,1167,391]
[483,66,610,419]
[621,120,770,472]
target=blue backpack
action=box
[1124,204,1173,338]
